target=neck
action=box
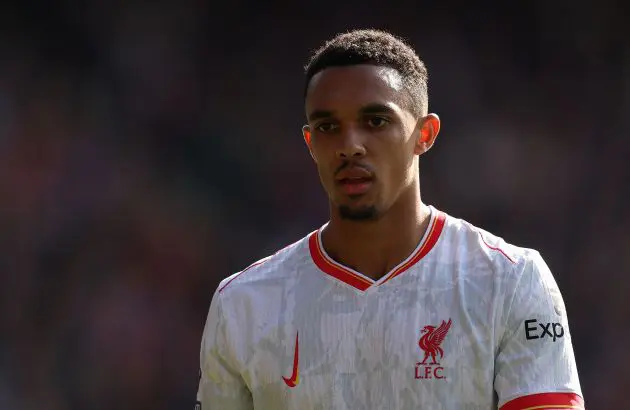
[321,182,431,281]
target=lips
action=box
[335,166,374,196]
[339,178,372,195]
[335,166,373,182]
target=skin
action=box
[303,64,440,281]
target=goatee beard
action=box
[339,205,379,221]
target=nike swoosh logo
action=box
[282,332,299,387]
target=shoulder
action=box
[438,209,545,281]
[438,209,564,326]
[215,231,314,297]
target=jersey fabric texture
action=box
[196,206,584,410]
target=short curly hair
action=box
[304,29,428,117]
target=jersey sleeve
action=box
[495,251,584,410]
[196,288,253,410]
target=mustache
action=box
[334,160,375,177]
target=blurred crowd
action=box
[0,1,627,409]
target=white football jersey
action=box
[196,206,584,410]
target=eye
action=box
[315,122,339,133]
[366,116,390,128]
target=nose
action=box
[336,127,367,159]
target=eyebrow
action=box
[360,103,397,116]
[307,103,398,122]
[308,110,334,122]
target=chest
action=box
[240,284,498,408]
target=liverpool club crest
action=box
[415,319,452,380]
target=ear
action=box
[413,113,440,155]
[302,124,317,162]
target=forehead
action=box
[305,65,407,116]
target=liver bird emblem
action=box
[418,319,452,365]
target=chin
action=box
[338,204,380,221]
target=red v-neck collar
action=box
[308,207,446,292]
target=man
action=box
[195,29,584,409]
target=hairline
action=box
[304,63,423,118]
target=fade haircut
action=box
[304,29,428,117]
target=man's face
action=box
[304,65,430,220]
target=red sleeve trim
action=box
[500,392,584,410]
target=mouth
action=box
[334,164,375,196]
[337,177,373,196]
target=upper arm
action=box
[196,289,253,410]
[495,252,584,410]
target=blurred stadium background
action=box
[0,1,627,409]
